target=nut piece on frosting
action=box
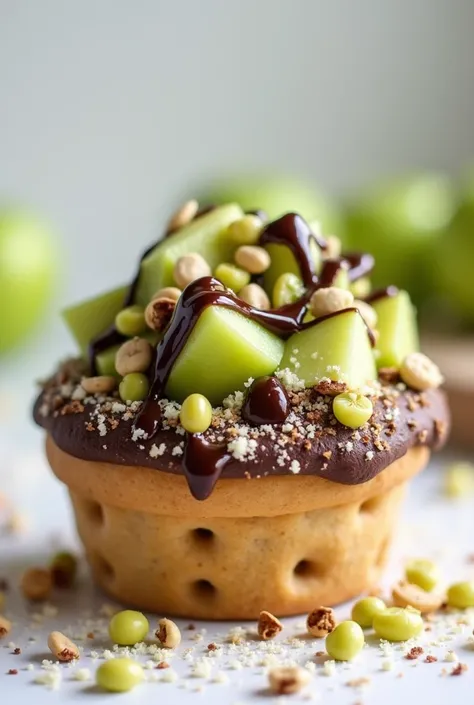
[306,606,337,637]
[257,610,283,641]
[309,286,354,318]
[400,352,444,391]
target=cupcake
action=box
[34,200,449,619]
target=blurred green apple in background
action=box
[343,173,457,303]
[431,168,474,326]
[0,210,57,353]
[199,174,343,238]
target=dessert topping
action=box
[309,286,354,318]
[151,286,182,302]
[242,376,289,426]
[400,352,444,391]
[173,252,211,288]
[234,245,271,274]
[333,392,374,429]
[238,283,270,309]
[166,198,199,234]
[179,393,213,434]
[0,615,12,638]
[213,263,250,292]
[81,376,116,395]
[306,606,336,637]
[115,338,152,377]
[115,305,147,337]
[20,567,53,602]
[119,373,149,403]
[144,296,176,332]
[227,214,263,245]
[47,631,80,662]
[257,610,283,640]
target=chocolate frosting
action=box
[34,376,450,491]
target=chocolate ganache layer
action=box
[34,364,450,501]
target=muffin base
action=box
[46,436,429,619]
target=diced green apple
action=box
[135,204,243,305]
[95,345,121,377]
[279,310,376,390]
[166,306,284,405]
[372,291,419,368]
[62,286,127,355]
[263,239,322,296]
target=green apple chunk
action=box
[263,239,322,297]
[135,204,243,306]
[63,286,127,355]
[95,345,121,377]
[166,306,284,405]
[372,291,419,368]
[279,310,376,390]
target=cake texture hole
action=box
[83,499,104,524]
[192,579,217,599]
[294,560,321,578]
[193,528,214,542]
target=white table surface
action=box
[1,425,474,704]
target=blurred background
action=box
[1,0,474,454]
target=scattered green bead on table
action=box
[447,581,474,609]
[405,559,439,592]
[108,610,149,646]
[96,658,144,692]
[372,606,423,642]
[325,620,365,661]
[351,596,386,628]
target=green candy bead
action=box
[373,606,423,642]
[96,657,144,692]
[115,305,147,336]
[405,559,439,592]
[351,597,386,628]
[109,610,149,646]
[325,620,365,661]
[447,581,474,609]
[119,373,149,402]
[180,393,213,434]
[214,263,251,292]
[272,273,305,308]
[227,214,263,245]
[333,392,373,429]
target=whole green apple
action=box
[432,171,474,325]
[0,210,57,353]
[199,174,343,238]
[344,173,457,302]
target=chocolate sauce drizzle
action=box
[87,211,375,500]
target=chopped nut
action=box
[353,300,377,329]
[268,665,311,695]
[400,352,444,391]
[47,631,80,662]
[81,376,116,395]
[0,615,12,639]
[173,253,211,288]
[238,283,270,310]
[115,337,152,376]
[156,618,181,648]
[151,286,182,302]
[234,245,271,274]
[20,568,52,602]
[451,663,468,676]
[156,661,170,669]
[257,611,283,641]
[425,655,438,663]
[314,379,347,396]
[406,646,424,660]
[144,297,176,331]
[392,580,444,614]
[166,199,199,233]
[309,287,354,319]
[379,367,401,383]
[306,606,336,637]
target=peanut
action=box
[400,352,444,391]
[268,666,311,695]
[238,283,270,310]
[306,606,336,637]
[173,253,211,288]
[151,286,182,302]
[309,286,354,318]
[115,338,152,377]
[47,631,80,662]
[156,618,181,648]
[81,376,116,395]
[392,580,444,614]
[257,611,283,641]
[234,245,271,274]
[166,199,199,234]
[144,297,176,332]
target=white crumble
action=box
[290,459,301,474]
[322,660,336,676]
[71,668,91,681]
[149,442,166,458]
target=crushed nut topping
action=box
[306,606,336,638]
[257,611,283,641]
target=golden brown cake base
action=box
[46,436,429,619]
